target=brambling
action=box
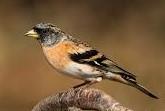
[25,23,158,99]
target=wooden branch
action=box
[32,87,133,111]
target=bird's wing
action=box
[69,48,136,81]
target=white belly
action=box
[63,62,102,80]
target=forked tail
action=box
[128,80,159,99]
[107,73,159,99]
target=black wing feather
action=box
[70,50,136,80]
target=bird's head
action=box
[25,23,63,46]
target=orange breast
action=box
[42,41,72,70]
[42,41,88,71]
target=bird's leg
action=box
[85,80,98,87]
[73,76,103,89]
[73,81,91,89]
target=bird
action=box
[25,23,158,99]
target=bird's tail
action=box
[106,74,159,99]
[128,80,159,99]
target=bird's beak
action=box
[24,29,39,38]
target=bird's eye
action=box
[55,31,59,35]
[33,27,40,32]
[42,30,47,34]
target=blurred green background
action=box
[0,0,164,111]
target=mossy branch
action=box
[32,87,133,111]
